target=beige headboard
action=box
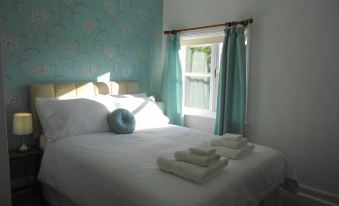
[29,81,140,139]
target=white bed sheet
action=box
[38,125,296,206]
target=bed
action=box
[29,81,297,206]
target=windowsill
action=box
[183,107,216,119]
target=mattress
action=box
[38,125,296,206]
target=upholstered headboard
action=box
[29,81,140,139]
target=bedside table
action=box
[9,146,43,195]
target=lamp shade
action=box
[13,113,33,135]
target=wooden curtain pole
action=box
[164,18,253,35]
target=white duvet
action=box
[38,125,296,206]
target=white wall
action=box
[0,42,11,205]
[164,0,339,198]
[184,115,215,133]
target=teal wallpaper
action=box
[0,0,163,148]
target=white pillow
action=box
[112,96,169,130]
[130,93,147,98]
[35,96,118,141]
[111,93,147,98]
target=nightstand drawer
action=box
[9,147,43,193]
[10,156,39,180]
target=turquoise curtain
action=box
[161,34,183,125]
[214,27,246,135]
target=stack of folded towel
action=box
[157,147,228,184]
[211,133,255,160]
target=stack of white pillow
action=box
[35,94,169,142]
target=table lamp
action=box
[13,113,33,152]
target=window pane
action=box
[186,46,211,73]
[219,43,223,68]
[185,77,210,109]
[213,43,223,112]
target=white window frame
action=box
[180,41,223,119]
[180,29,249,120]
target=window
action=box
[180,35,224,118]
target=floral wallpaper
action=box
[0,0,163,148]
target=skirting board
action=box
[300,185,339,205]
[281,185,339,206]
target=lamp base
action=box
[18,141,30,152]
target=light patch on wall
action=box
[97,72,111,82]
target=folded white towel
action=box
[211,138,248,149]
[221,133,244,141]
[188,147,216,156]
[175,151,220,167]
[157,157,228,184]
[214,144,255,160]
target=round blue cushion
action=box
[107,109,135,134]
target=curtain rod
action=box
[164,18,253,35]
